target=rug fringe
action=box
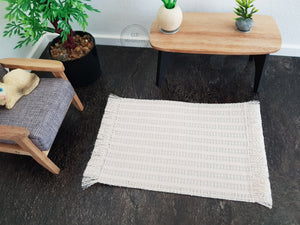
[82,95,121,189]
[244,103,272,208]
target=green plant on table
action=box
[234,0,258,20]
[2,0,99,49]
[161,0,177,9]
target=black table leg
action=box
[156,51,171,87]
[249,55,254,62]
[253,54,269,93]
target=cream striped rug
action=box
[82,95,272,208]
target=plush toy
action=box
[0,69,40,109]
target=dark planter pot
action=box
[235,18,254,33]
[50,31,101,88]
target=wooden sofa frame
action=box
[0,58,84,174]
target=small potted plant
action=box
[234,0,258,32]
[3,0,100,87]
[157,0,183,34]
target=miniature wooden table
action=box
[150,12,282,92]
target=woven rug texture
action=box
[82,95,272,208]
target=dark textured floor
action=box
[0,45,299,225]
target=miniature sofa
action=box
[0,58,84,174]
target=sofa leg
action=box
[16,137,60,174]
[52,71,84,111]
[72,94,84,111]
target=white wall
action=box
[0,2,32,58]
[0,0,300,58]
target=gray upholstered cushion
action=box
[0,64,8,79]
[0,78,75,151]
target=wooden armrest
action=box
[0,58,84,112]
[0,58,64,72]
[0,125,30,141]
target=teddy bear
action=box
[0,69,40,109]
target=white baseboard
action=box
[272,44,300,57]
[27,33,300,59]
[93,34,151,48]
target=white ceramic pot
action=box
[157,5,183,34]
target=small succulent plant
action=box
[161,0,177,9]
[234,0,258,20]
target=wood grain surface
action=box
[150,13,282,55]
[0,58,65,72]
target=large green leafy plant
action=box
[234,0,258,20]
[2,0,99,49]
[161,0,177,9]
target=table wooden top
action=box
[150,13,282,55]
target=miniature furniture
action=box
[150,13,282,92]
[0,58,84,174]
